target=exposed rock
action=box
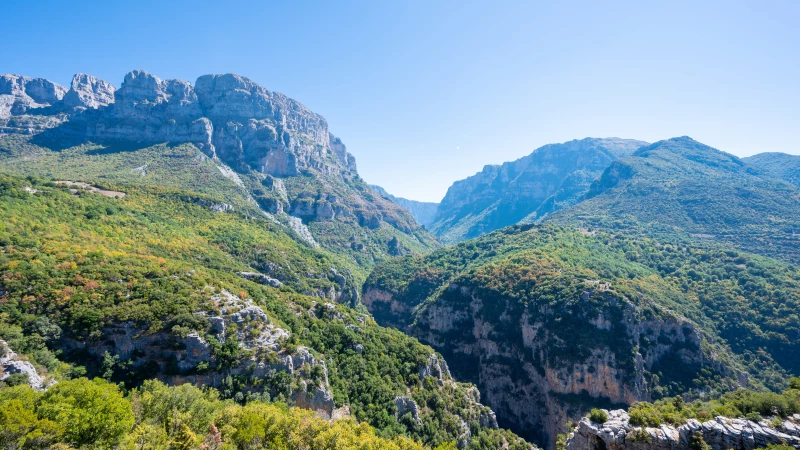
[364,282,738,449]
[370,184,439,228]
[394,396,422,423]
[63,73,116,110]
[0,74,67,118]
[0,340,45,389]
[237,271,282,287]
[565,409,800,450]
[56,289,334,417]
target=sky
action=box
[3,1,798,202]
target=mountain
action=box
[370,185,440,228]
[0,71,531,448]
[550,137,800,263]
[0,70,440,277]
[429,138,647,243]
[743,152,800,188]
[363,224,800,448]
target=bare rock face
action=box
[394,395,422,423]
[0,74,67,118]
[566,409,800,450]
[0,340,45,389]
[63,73,116,110]
[364,282,739,450]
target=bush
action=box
[589,408,608,424]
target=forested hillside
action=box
[364,224,800,447]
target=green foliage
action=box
[0,379,431,450]
[37,378,134,448]
[689,431,711,450]
[552,137,800,264]
[625,383,800,428]
[366,224,800,397]
[588,408,608,424]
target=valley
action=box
[1,69,799,450]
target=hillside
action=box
[429,138,647,243]
[744,152,800,188]
[371,184,440,228]
[0,70,530,448]
[0,173,530,449]
[550,137,800,263]
[0,71,439,277]
[363,224,800,448]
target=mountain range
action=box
[1,69,799,450]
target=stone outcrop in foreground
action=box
[566,409,800,450]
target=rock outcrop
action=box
[364,279,740,449]
[0,340,45,389]
[58,289,335,417]
[566,409,800,450]
[62,73,116,110]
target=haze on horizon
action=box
[2,0,798,202]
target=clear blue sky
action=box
[3,1,798,202]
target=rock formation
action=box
[0,340,45,389]
[370,185,440,228]
[430,138,647,243]
[566,409,800,450]
[363,278,740,449]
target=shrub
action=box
[589,408,608,424]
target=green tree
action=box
[37,378,134,448]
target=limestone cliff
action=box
[364,280,737,449]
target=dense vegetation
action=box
[624,377,800,427]
[550,137,800,264]
[0,135,439,284]
[0,173,527,449]
[368,224,800,391]
[0,377,444,449]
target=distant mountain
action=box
[551,136,800,262]
[743,152,800,187]
[369,185,439,228]
[430,137,647,243]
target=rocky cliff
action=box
[566,409,800,450]
[370,185,440,228]
[0,70,439,270]
[361,225,800,449]
[430,138,647,243]
[364,278,736,449]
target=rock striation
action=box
[566,409,800,450]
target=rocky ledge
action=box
[566,409,800,450]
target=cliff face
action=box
[364,280,733,449]
[430,138,647,243]
[370,185,440,227]
[566,409,800,450]
[0,70,439,269]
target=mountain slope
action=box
[743,152,800,188]
[363,224,800,448]
[370,185,440,228]
[0,172,530,449]
[551,137,800,263]
[0,70,439,279]
[430,138,647,243]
